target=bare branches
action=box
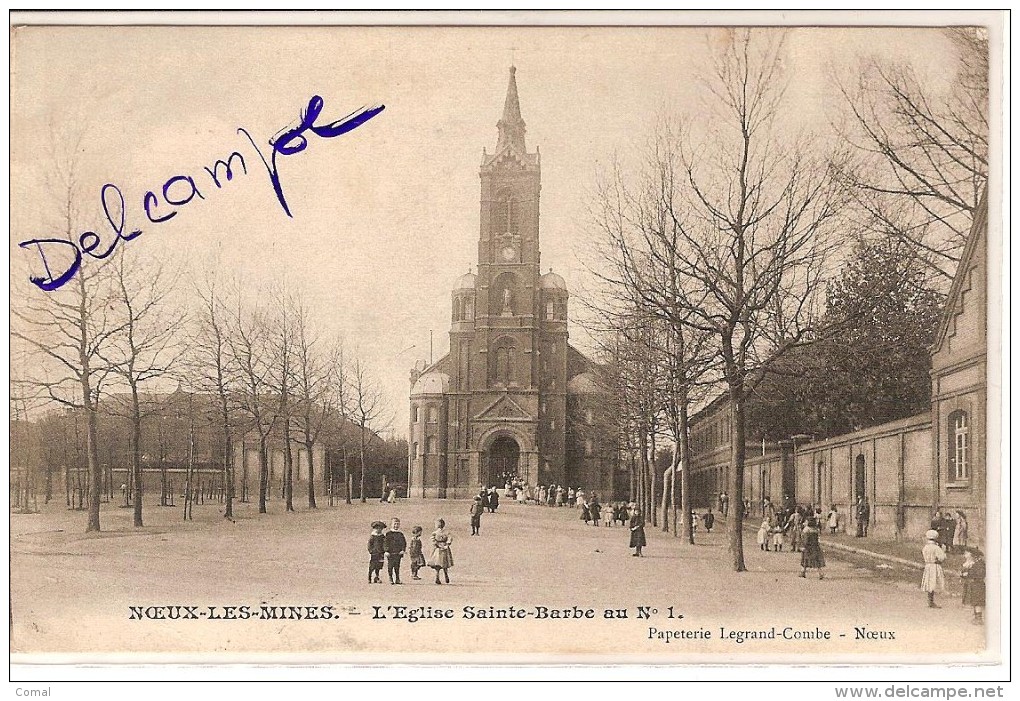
[835,28,989,278]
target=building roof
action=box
[410,372,450,396]
[454,271,477,290]
[540,270,567,291]
[931,185,988,358]
[567,372,599,394]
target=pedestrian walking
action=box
[470,496,484,536]
[384,518,407,585]
[568,487,576,507]
[720,491,729,517]
[488,487,500,513]
[408,526,427,580]
[628,504,646,557]
[855,498,867,537]
[702,508,715,533]
[961,547,985,624]
[921,529,947,608]
[580,501,591,525]
[428,519,454,584]
[799,519,825,579]
[590,499,602,527]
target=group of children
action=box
[368,518,453,585]
[579,500,631,527]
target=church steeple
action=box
[496,66,526,153]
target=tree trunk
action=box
[85,405,101,532]
[661,466,671,532]
[728,394,747,571]
[679,401,693,545]
[223,432,234,519]
[649,428,657,527]
[358,425,367,504]
[283,421,295,512]
[343,445,352,505]
[258,435,269,514]
[306,440,317,509]
[130,386,144,528]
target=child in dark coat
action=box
[368,521,386,584]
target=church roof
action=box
[411,372,450,397]
[454,271,477,290]
[501,66,524,127]
[540,270,567,291]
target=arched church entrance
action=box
[485,435,520,487]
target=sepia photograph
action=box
[7,11,1006,674]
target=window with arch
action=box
[948,410,970,481]
[492,190,518,234]
[453,298,463,321]
[412,405,419,423]
[464,297,474,320]
[490,337,517,385]
[412,442,418,458]
[425,436,435,455]
[546,301,555,320]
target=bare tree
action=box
[11,127,123,532]
[189,269,239,518]
[229,296,276,514]
[590,30,846,570]
[837,27,988,279]
[349,353,384,504]
[102,250,186,527]
[268,287,298,512]
[293,299,334,509]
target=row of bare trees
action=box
[583,28,988,571]
[11,142,389,533]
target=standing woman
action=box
[954,510,969,550]
[628,503,647,557]
[921,529,947,608]
[428,518,454,584]
[799,518,826,579]
[961,547,985,624]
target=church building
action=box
[408,68,613,499]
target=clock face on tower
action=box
[500,244,516,262]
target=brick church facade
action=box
[408,68,614,499]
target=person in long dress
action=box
[799,518,825,579]
[428,518,454,584]
[954,510,969,550]
[628,504,647,557]
[961,546,985,624]
[921,529,947,608]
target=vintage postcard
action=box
[8,11,1006,670]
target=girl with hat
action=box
[428,518,454,584]
[921,529,947,608]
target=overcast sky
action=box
[10,23,967,435]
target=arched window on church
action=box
[492,190,518,234]
[546,301,555,320]
[453,298,462,321]
[464,297,474,320]
[490,337,516,385]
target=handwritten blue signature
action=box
[19,96,385,292]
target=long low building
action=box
[689,189,988,545]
